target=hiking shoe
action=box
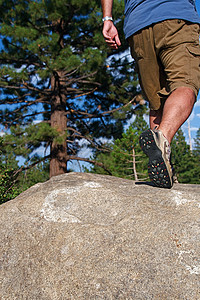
[139,129,173,188]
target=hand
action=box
[102,21,121,49]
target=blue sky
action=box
[196,0,200,14]
[182,0,200,149]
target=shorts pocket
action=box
[186,45,200,57]
[128,33,144,60]
[186,45,200,90]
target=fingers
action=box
[115,35,121,47]
[104,34,121,49]
[102,22,121,49]
[104,37,119,49]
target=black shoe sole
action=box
[139,129,173,188]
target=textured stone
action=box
[0,172,200,299]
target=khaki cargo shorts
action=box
[128,20,200,110]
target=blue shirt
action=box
[124,0,200,39]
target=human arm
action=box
[101,0,121,49]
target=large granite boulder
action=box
[0,173,200,299]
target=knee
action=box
[173,86,196,104]
[176,86,196,98]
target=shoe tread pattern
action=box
[139,129,172,188]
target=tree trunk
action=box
[50,72,67,177]
[187,118,192,151]
[132,147,138,182]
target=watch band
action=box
[102,16,113,22]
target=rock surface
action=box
[0,172,200,299]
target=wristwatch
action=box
[102,16,113,22]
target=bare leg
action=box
[149,107,163,130]
[149,87,196,143]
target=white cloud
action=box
[33,120,42,124]
[188,111,195,121]
[77,147,92,158]
[32,146,50,157]
[190,127,199,132]
[195,99,200,106]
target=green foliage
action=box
[0,167,19,204]
[0,135,49,204]
[3,123,57,159]
[0,161,49,204]
[87,114,149,180]
[0,137,19,203]
[17,162,49,193]
[88,123,200,184]
[194,128,200,157]
[171,129,200,184]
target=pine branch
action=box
[13,155,51,177]
[0,57,42,68]
[67,127,111,152]
[74,87,98,99]
[64,71,99,86]
[69,155,112,175]
[27,20,50,36]
[0,83,43,93]
[66,97,136,119]
[0,94,31,105]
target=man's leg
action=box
[141,86,195,188]
[149,87,196,143]
[149,107,162,130]
[158,87,196,144]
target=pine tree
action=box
[0,135,50,203]
[171,129,200,184]
[194,128,200,157]
[88,123,200,184]
[0,0,139,177]
[0,137,19,202]
[87,112,149,181]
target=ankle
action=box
[154,127,171,144]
